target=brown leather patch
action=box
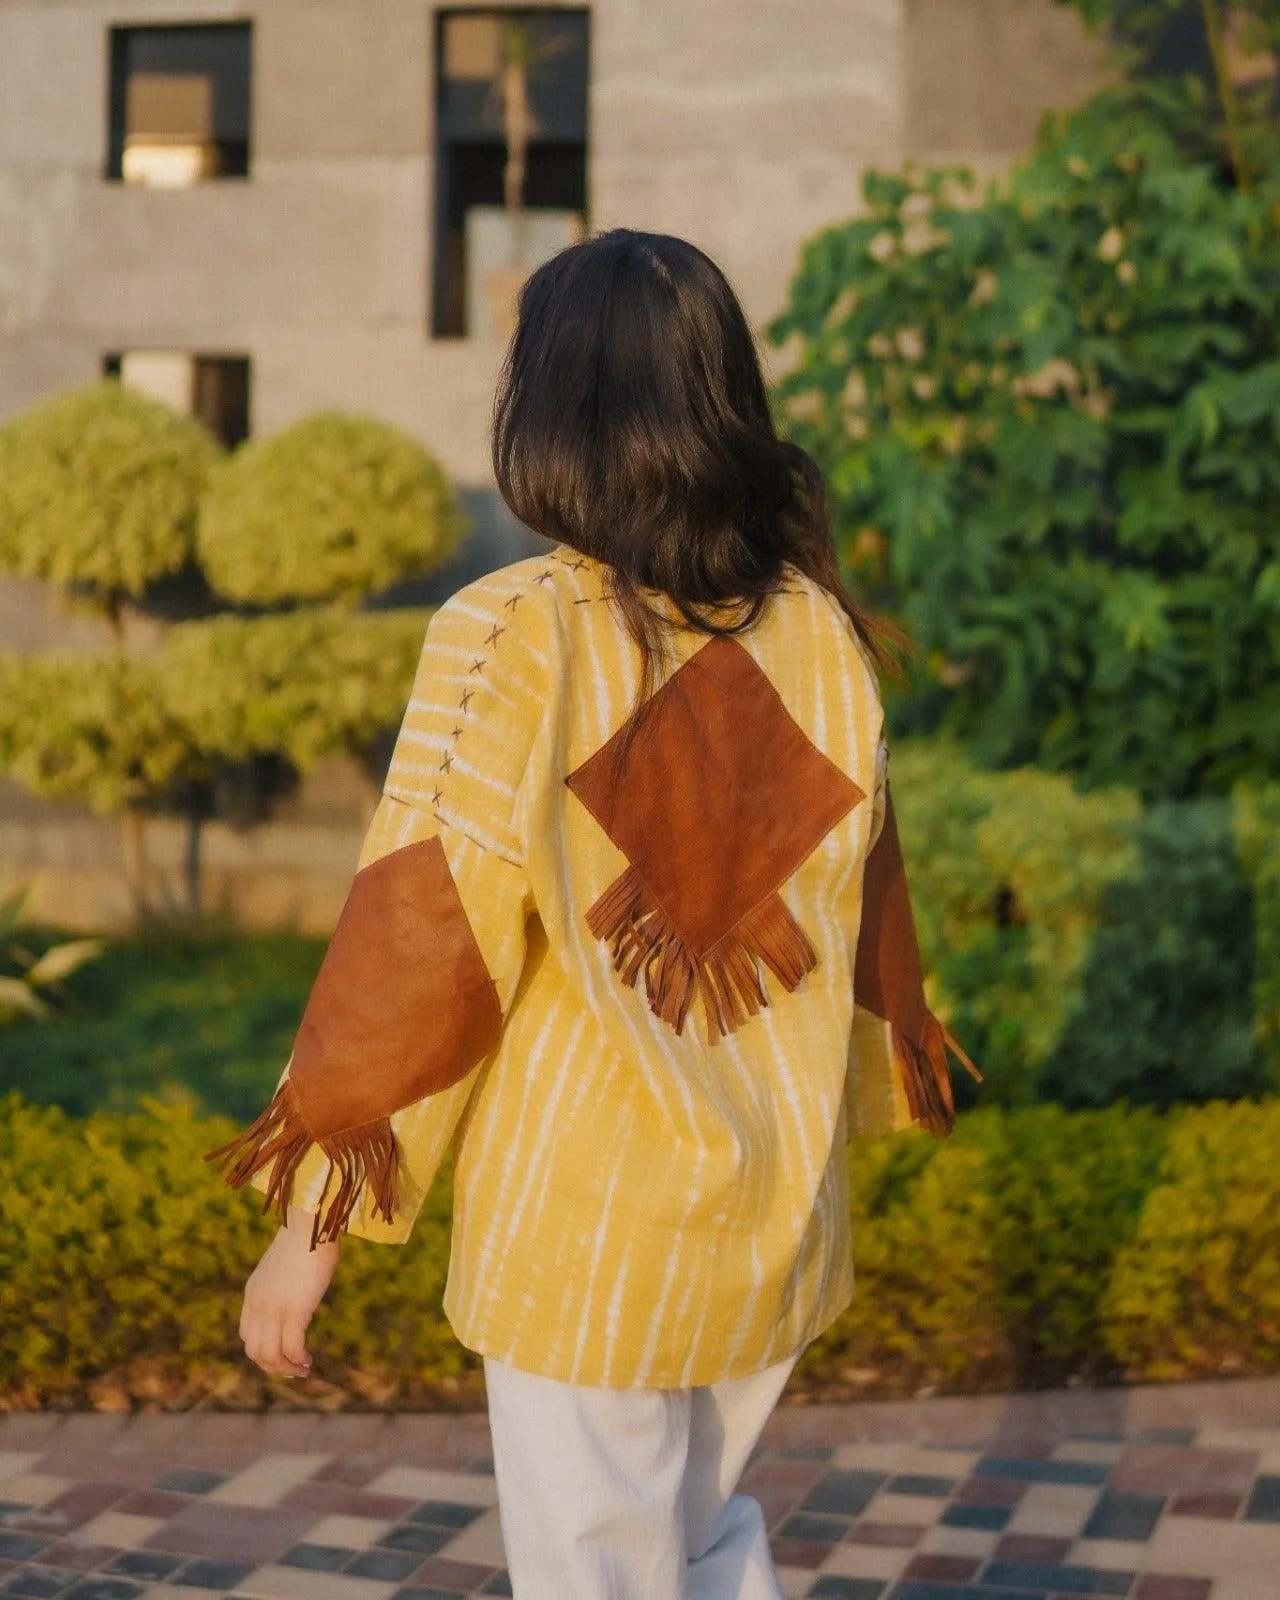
[288,835,501,1136]
[853,784,928,1048]
[566,636,864,958]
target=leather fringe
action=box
[586,866,819,1041]
[893,1013,983,1138]
[203,1077,400,1248]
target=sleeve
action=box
[844,737,912,1140]
[844,738,980,1142]
[204,573,551,1246]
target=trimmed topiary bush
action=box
[158,608,431,777]
[0,397,462,915]
[0,380,220,627]
[0,652,199,814]
[197,413,466,606]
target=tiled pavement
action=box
[2,1379,1280,1600]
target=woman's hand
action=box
[239,1205,340,1378]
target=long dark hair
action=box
[492,229,903,704]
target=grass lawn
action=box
[0,926,325,1120]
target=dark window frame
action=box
[431,6,591,340]
[103,351,252,449]
[105,20,254,184]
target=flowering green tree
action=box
[1059,0,1280,197]
[770,42,1280,797]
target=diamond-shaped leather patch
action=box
[566,636,864,1038]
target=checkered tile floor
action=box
[2,1378,1279,1600]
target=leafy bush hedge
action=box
[891,741,1277,1108]
[5,1092,1278,1410]
[0,1096,467,1412]
[1101,1100,1280,1381]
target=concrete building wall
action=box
[905,0,1105,168]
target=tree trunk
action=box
[122,805,151,918]
[184,805,203,919]
[1200,0,1253,191]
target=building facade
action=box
[1,0,1101,480]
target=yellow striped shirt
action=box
[254,547,911,1387]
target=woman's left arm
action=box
[209,571,553,1373]
[238,1205,340,1378]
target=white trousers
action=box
[483,1354,796,1600]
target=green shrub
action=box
[891,746,1273,1111]
[1042,798,1262,1106]
[1101,1098,1280,1380]
[11,1093,1273,1410]
[1234,783,1280,1092]
[1054,2,1280,195]
[198,414,465,606]
[0,1094,475,1410]
[799,1128,1014,1395]
[799,1104,1168,1395]
[974,1105,1166,1383]
[891,741,1139,1103]
[0,381,220,625]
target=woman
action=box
[209,228,976,1600]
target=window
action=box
[107,23,252,186]
[1114,4,1276,124]
[104,353,252,448]
[433,9,589,339]
[1115,0,1270,89]
[1116,0,1211,78]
